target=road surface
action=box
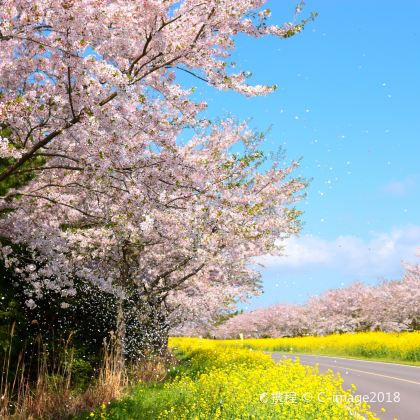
[272,353,420,420]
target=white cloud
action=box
[258,225,420,278]
[383,176,417,196]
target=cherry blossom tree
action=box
[211,258,420,339]
[0,1,316,355]
[365,258,420,332]
[2,120,305,355]
[0,0,314,182]
[305,283,374,335]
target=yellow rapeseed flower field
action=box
[201,331,420,363]
[165,337,379,419]
[96,333,415,418]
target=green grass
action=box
[74,382,180,420]
[92,384,185,420]
[76,352,199,420]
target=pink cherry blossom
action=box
[211,260,420,339]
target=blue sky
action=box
[192,1,420,308]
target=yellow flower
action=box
[164,337,380,419]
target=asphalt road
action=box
[271,353,420,420]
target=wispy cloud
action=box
[383,176,417,196]
[258,225,420,278]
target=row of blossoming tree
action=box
[0,1,316,357]
[210,259,420,339]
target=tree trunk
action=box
[148,302,169,356]
[115,296,126,369]
[115,294,170,360]
[137,297,169,358]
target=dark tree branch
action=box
[67,66,76,119]
[7,192,99,218]
[150,257,192,289]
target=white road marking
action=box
[308,362,420,386]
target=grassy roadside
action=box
[80,352,197,419]
[85,338,379,419]
[266,349,420,366]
